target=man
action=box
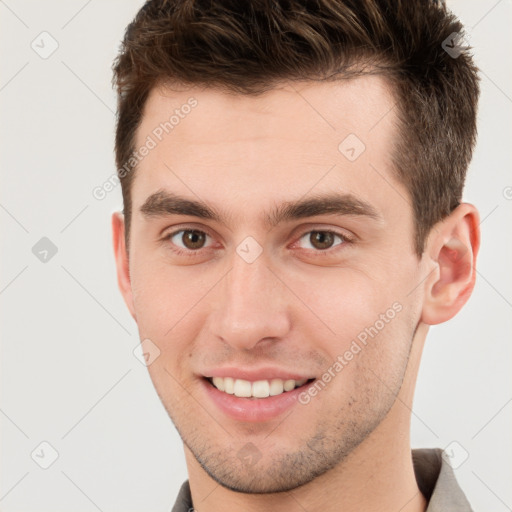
[111,1,480,510]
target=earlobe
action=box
[112,212,136,321]
[421,203,480,325]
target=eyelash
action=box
[162,227,353,258]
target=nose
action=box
[209,251,291,351]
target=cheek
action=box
[286,264,409,346]
[130,256,217,340]
[286,259,422,392]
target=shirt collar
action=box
[413,448,473,511]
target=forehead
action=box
[138,76,396,146]
[131,76,403,223]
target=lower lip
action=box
[201,378,313,422]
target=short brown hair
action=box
[112,0,479,255]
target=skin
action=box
[113,76,480,512]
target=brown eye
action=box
[310,231,335,250]
[183,230,206,249]
[169,229,210,251]
[297,230,345,251]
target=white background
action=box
[1,1,511,510]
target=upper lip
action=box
[202,367,315,382]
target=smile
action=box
[207,376,312,398]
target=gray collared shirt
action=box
[171,448,473,511]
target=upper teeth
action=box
[211,377,308,398]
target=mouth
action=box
[204,376,315,399]
[200,369,318,422]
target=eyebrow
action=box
[140,189,381,229]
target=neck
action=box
[185,324,429,512]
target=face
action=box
[116,77,431,493]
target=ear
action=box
[421,203,480,325]
[112,212,136,320]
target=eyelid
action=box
[161,226,217,257]
[290,227,354,253]
[162,222,219,243]
[162,222,215,237]
[169,228,214,244]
